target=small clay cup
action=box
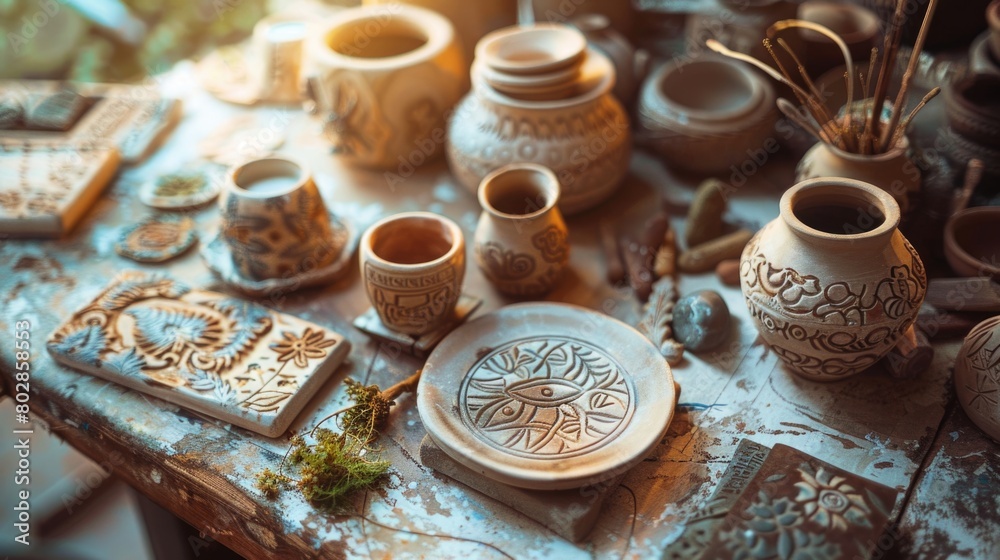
[944,207,1000,279]
[474,163,569,297]
[220,157,339,280]
[360,212,466,335]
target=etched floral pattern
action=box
[270,328,337,368]
[794,467,872,531]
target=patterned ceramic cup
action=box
[220,156,339,280]
[359,212,465,335]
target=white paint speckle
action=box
[151,469,161,484]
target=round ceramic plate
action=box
[139,167,222,209]
[418,303,676,490]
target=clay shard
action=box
[637,276,685,366]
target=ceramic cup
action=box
[474,163,569,297]
[944,207,1000,279]
[220,157,339,280]
[306,5,466,169]
[249,18,307,104]
[359,212,466,335]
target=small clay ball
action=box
[673,290,730,352]
[716,259,740,286]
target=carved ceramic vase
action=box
[306,5,466,169]
[796,136,920,214]
[359,212,465,335]
[740,177,927,382]
[954,315,1000,443]
[446,24,630,215]
[474,163,569,297]
[220,157,338,280]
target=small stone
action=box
[716,259,740,286]
[673,290,730,352]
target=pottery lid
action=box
[475,23,587,76]
[417,303,676,490]
[472,47,617,109]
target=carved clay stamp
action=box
[46,272,350,437]
[418,303,676,490]
[116,215,198,263]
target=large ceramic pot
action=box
[740,177,927,382]
[796,137,920,214]
[637,56,777,175]
[446,25,630,215]
[954,315,1000,443]
[306,5,466,169]
[474,163,569,297]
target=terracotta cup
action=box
[944,207,1000,279]
[249,18,307,103]
[220,157,338,280]
[359,212,466,335]
[474,163,569,297]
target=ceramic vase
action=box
[306,5,466,169]
[739,177,927,382]
[362,0,516,70]
[637,56,777,175]
[359,212,466,335]
[447,25,630,215]
[572,14,647,104]
[474,163,569,297]
[795,137,920,214]
[220,157,338,280]
[954,315,1000,443]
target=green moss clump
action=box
[340,379,393,443]
[289,428,390,509]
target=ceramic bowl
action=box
[798,1,879,74]
[475,23,587,76]
[989,0,1000,61]
[971,32,1000,77]
[944,207,1000,279]
[945,73,1000,150]
[637,56,776,174]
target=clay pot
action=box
[359,212,466,335]
[363,0,516,68]
[637,56,777,175]
[795,136,920,214]
[798,1,880,76]
[447,25,630,215]
[944,207,1000,279]
[687,0,800,64]
[306,5,466,169]
[572,14,647,104]
[474,163,569,297]
[971,32,1000,77]
[945,74,1000,150]
[954,315,1000,443]
[220,157,339,280]
[739,177,927,382]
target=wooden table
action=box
[2,64,997,559]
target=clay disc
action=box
[417,302,676,490]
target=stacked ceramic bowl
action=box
[472,24,588,102]
[638,56,777,175]
[942,73,1000,178]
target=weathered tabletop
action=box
[1,65,997,559]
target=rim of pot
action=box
[229,156,311,199]
[361,211,463,270]
[798,2,879,45]
[944,206,1000,277]
[781,177,899,245]
[310,5,455,71]
[478,163,561,221]
[648,57,764,123]
[471,47,615,110]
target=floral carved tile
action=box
[46,272,350,437]
[699,444,898,560]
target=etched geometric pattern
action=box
[459,336,635,459]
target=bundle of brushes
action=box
[707,0,940,156]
